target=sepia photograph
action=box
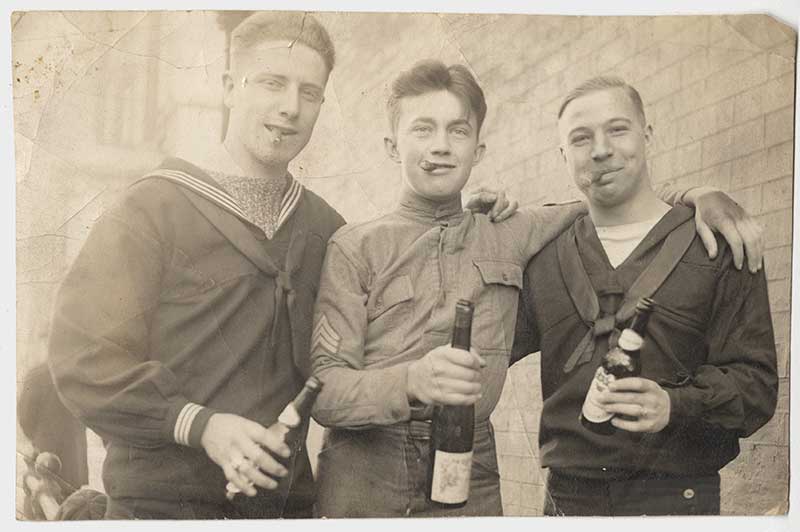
[9,0,796,528]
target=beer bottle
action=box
[226,376,323,500]
[580,298,655,435]
[427,299,476,508]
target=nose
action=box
[278,87,301,120]
[429,129,451,156]
[591,132,613,161]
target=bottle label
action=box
[581,366,614,423]
[430,450,473,504]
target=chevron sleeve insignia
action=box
[312,314,341,356]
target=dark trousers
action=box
[544,469,721,516]
[103,494,313,520]
[316,420,503,518]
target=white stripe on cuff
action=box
[174,402,204,446]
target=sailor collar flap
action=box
[557,207,696,373]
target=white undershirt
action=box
[595,214,668,268]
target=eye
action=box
[450,127,470,138]
[608,125,629,135]
[411,125,433,136]
[570,134,590,146]
[257,78,284,90]
[301,88,322,102]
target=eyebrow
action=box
[567,117,633,136]
[249,73,323,92]
[448,118,473,129]
[408,117,436,127]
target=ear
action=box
[472,142,487,166]
[222,71,235,110]
[384,136,401,164]
[644,124,654,148]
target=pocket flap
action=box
[368,275,414,319]
[474,260,523,288]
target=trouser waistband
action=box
[337,418,491,439]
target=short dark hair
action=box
[230,11,335,73]
[387,60,487,135]
[558,76,647,125]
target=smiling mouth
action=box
[265,124,297,144]
[592,167,624,183]
[420,160,456,172]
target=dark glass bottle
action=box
[427,299,475,508]
[580,298,655,435]
[226,376,323,501]
[277,376,323,450]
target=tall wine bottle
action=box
[427,299,475,508]
[580,298,655,435]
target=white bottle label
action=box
[430,450,473,504]
[581,366,615,423]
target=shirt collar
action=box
[397,187,464,224]
[144,157,304,233]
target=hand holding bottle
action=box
[200,413,291,497]
[407,345,486,406]
[215,377,323,500]
[597,377,672,433]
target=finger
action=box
[489,190,508,219]
[434,377,482,396]
[438,391,482,406]
[607,377,649,392]
[595,391,645,405]
[247,425,291,459]
[494,199,519,222]
[445,347,485,369]
[239,441,289,479]
[464,192,496,211]
[695,218,719,260]
[610,417,645,432]
[716,220,744,270]
[223,464,258,497]
[468,348,488,368]
[738,219,764,273]
[601,403,645,418]
[433,364,482,383]
[238,458,282,490]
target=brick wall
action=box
[453,14,794,516]
[14,12,793,517]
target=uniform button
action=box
[683,488,695,499]
[502,273,508,281]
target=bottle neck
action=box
[278,379,322,428]
[628,302,654,337]
[452,325,471,350]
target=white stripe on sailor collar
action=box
[144,169,304,234]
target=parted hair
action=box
[387,60,487,135]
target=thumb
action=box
[470,348,487,368]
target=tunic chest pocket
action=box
[472,260,523,351]
[367,275,415,329]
